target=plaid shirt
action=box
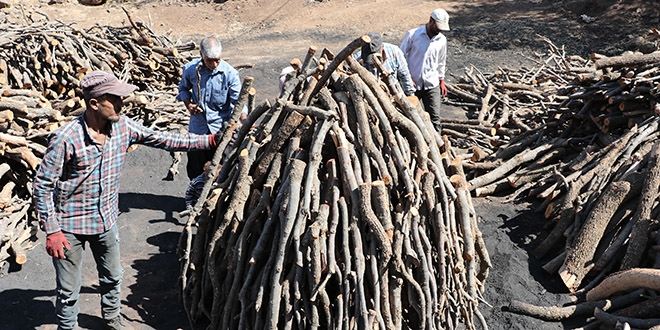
[355,42,416,96]
[33,115,213,235]
[185,172,206,209]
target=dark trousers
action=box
[186,149,215,180]
[415,86,443,132]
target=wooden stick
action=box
[506,288,644,321]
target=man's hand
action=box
[184,100,202,115]
[46,231,70,259]
[439,79,448,97]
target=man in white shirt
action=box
[400,8,450,132]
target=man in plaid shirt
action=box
[185,161,211,211]
[355,32,416,97]
[33,70,220,330]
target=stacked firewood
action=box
[179,35,492,330]
[0,6,194,270]
[0,138,38,272]
[445,36,660,328]
[0,6,192,117]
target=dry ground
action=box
[17,0,660,100]
[2,0,660,329]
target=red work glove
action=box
[46,231,70,259]
[439,79,448,97]
[209,133,221,148]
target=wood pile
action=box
[178,35,492,330]
[444,36,660,329]
[0,6,193,271]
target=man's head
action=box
[430,8,450,32]
[361,32,383,67]
[80,70,136,122]
[200,36,223,71]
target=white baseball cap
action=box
[431,8,450,31]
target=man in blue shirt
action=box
[176,36,243,179]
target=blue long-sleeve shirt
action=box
[33,115,213,235]
[176,58,242,134]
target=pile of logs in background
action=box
[0,6,193,272]
[179,35,491,330]
[445,35,660,329]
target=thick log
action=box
[19,108,62,122]
[4,146,41,170]
[0,110,13,123]
[595,51,660,70]
[593,307,660,329]
[616,296,660,319]
[620,141,660,270]
[506,289,644,321]
[586,268,660,301]
[266,158,306,329]
[0,181,15,208]
[559,172,645,291]
[9,226,33,265]
[152,46,179,57]
[0,163,10,179]
[0,132,27,146]
[357,182,392,260]
[251,111,305,184]
[533,126,639,259]
[0,100,28,115]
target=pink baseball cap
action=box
[80,70,137,98]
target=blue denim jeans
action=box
[52,224,123,330]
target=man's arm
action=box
[176,62,200,114]
[124,116,214,151]
[391,46,416,96]
[437,36,448,96]
[33,133,68,235]
[33,132,72,259]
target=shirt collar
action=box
[80,113,115,145]
[200,59,226,75]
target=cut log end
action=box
[558,266,579,292]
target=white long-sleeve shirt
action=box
[400,26,447,91]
